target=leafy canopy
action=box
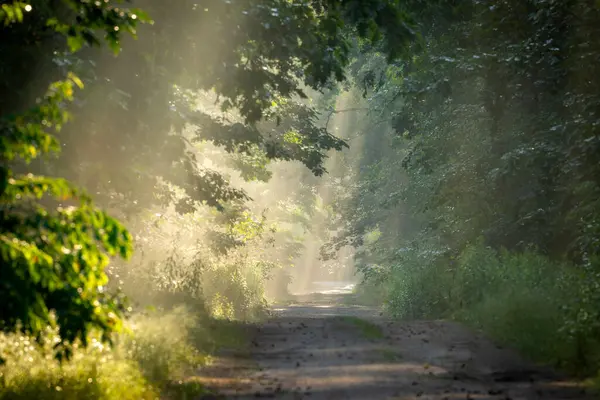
[1,0,415,354]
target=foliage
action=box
[109,166,321,320]
[120,307,210,387]
[0,0,419,354]
[0,325,156,400]
[0,0,150,354]
[322,0,600,378]
[381,242,600,374]
[1,0,418,216]
[0,306,243,399]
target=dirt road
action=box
[197,294,592,399]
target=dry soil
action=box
[195,293,593,400]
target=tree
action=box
[1,0,149,355]
[10,0,417,215]
[327,0,600,265]
[321,0,600,373]
[1,0,416,352]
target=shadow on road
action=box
[195,292,593,400]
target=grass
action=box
[0,335,158,400]
[339,316,384,340]
[381,241,600,379]
[0,306,249,400]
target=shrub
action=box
[383,240,600,375]
[118,307,210,388]
[384,243,453,319]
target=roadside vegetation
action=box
[0,0,412,398]
[0,307,244,400]
[320,0,600,384]
[4,0,600,396]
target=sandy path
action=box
[197,295,592,399]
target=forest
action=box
[2,0,600,399]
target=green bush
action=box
[383,240,600,375]
[118,307,210,388]
[384,244,453,319]
[201,260,269,321]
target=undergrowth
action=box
[346,280,386,307]
[379,240,600,378]
[0,306,247,400]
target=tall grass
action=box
[383,240,600,376]
[0,306,245,400]
[120,307,210,389]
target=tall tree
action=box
[1,0,416,351]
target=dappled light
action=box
[1,1,600,399]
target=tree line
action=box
[323,0,600,376]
